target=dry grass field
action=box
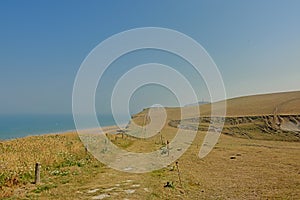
[0,91,299,199]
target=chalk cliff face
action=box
[169,115,300,141]
[276,115,300,132]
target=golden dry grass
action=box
[1,128,299,199]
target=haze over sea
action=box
[0,114,126,140]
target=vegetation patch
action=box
[32,184,57,193]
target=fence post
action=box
[160,132,163,145]
[34,162,41,184]
[166,140,170,156]
[175,161,183,188]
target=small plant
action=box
[19,172,34,183]
[32,184,57,193]
[151,169,164,177]
[164,181,174,188]
[0,173,9,186]
[50,170,69,176]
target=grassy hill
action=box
[1,91,300,199]
[204,90,300,117]
[133,90,300,120]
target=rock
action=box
[92,194,110,200]
[104,187,115,192]
[88,189,99,193]
[123,167,133,171]
[124,189,136,194]
[131,184,140,188]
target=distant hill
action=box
[199,90,300,117]
[134,91,300,120]
[184,101,210,107]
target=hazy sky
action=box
[0,1,299,114]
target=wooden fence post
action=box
[34,162,41,184]
[166,140,170,156]
[160,132,164,145]
[175,161,183,188]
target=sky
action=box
[0,0,299,115]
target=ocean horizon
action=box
[0,114,128,140]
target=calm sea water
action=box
[0,114,127,140]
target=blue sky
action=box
[0,0,299,114]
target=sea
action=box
[0,114,128,140]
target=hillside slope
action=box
[203,90,300,117]
[134,91,300,120]
[133,91,300,141]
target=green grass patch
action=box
[32,184,57,193]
